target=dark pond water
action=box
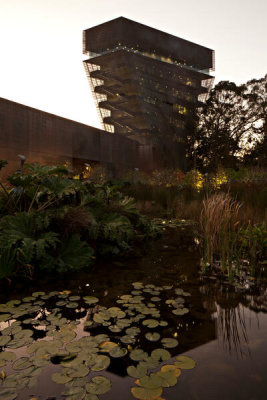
[0,227,266,400]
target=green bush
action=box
[0,162,159,279]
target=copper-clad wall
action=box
[0,98,144,177]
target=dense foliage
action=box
[0,162,159,279]
[186,75,267,171]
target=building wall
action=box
[0,97,148,178]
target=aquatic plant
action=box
[200,192,242,278]
[0,282,196,400]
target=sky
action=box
[0,0,266,129]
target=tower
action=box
[83,17,214,169]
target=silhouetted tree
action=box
[187,75,267,171]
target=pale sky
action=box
[0,0,266,129]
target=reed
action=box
[200,193,242,277]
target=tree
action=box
[187,75,267,171]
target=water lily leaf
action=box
[126,326,141,336]
[131,386,162,400]
[0,388,17,400]
[62,386,86,397]
[22,296,35,302]
[120,335,136,344]
[0,336,11,346]
[0,352,16,367]
[69,296,80,301]
[161,364,181,377]
[154,370,177,387]
[151,349,171,362]
[83,296,99,305]
[32,291,45,297]
[136,374,163,389]
[127,364,147,379]
[150,297,161,302]
[142,319,159,328]
[52,372,72,384]
[13,357,32,370]
[109,346,127,358]
[161,338,178,348]
[84,394,99,400]
[107,307,126,319]
[65,377,88,388]
[130,349,148,362]
[65,342,82,353]
[65,364,90,378]
[56,301,67,307]
[99,341,118,352]
[85,376,111,395]
[172,308,189,316]
[93,312,110,324]
[132,282,144,289]
[145,332,160,342]
[159,321,168,327]
[139,357,159,370]
[0,314,11,322]
[91,355,110,371]
[66,302,79,309]
[174,355,196,369]
[108,325,122,333]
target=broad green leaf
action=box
[127,364,147,379]
[85,376,111,395]
[161,338,178,348]
[145,332,160,342]
[174,355,196,369]
[151,349,171,362]
[131,386,162,400]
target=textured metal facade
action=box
[83,17,214,169]
[0,98,144,177]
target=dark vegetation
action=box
[0,161,159,280]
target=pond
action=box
[0,227,266,400]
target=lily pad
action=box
[86,376,111,395]
[0,388,17,400]
[145,332,160,342]
[142,319,159,328]
[91,355,110,371]
[172,308,189,315]
[131,386,162,400]
[13,357,32,370]
[99,341,118,352]
[52,372,72,384]
[174,355,196,369]
[0,314,11,322]
[127,364,147,379]
[130,349,148,362]
[161,338,178,348]
[83,296,99,305]
[65,364,90,378]
[161,364,181,377]
[151,349,171,362]
[0,336,11,346]
[109,346,127,358]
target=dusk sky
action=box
[0,0,266,129]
